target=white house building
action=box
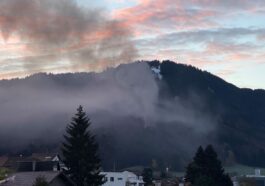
[232,169,265,186]
[101,171,144,186]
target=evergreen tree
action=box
[185,145,233,186]
[142,167,153,186]
[193,146,205,166]
[62,106,105,186]
[193,175,214,186]
[204,145,225,183]
[185,146,205,183]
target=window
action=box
[110,177,114,182]
[118,178,123,181]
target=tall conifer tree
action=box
[185,145,233,186]
[142,167,153,186]
[62,106,105,186]
[185,146,205,183]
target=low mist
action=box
[0,62,217,167]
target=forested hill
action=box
[0,60,264,170]
[149,60,265,167]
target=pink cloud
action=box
[113,0,220,36]
[226,53,253,62]
[113,0,265,36]
[215,69,235,77]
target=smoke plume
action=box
[0,0,137,75]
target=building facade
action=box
[101,171,144,186]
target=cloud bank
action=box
[0,62,216,154]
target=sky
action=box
[0,0,265,89]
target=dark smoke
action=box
[0,0,137,74]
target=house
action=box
[233,169,265,186]
[0,171,75,186]
[0,153,66,172]
[101,171,144,186]
[16,161,60,172]
[31,153,67,170]
[31,153,59,162]
[0,156,39,170]
[0,154,73,186]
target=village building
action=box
[0,171,75,186]
[0,153,71,186]
[233,169,265,186]
[101,171,144,186]
[0,154,148,186]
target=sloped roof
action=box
[0,171,61,186]
[31,153,58,161]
